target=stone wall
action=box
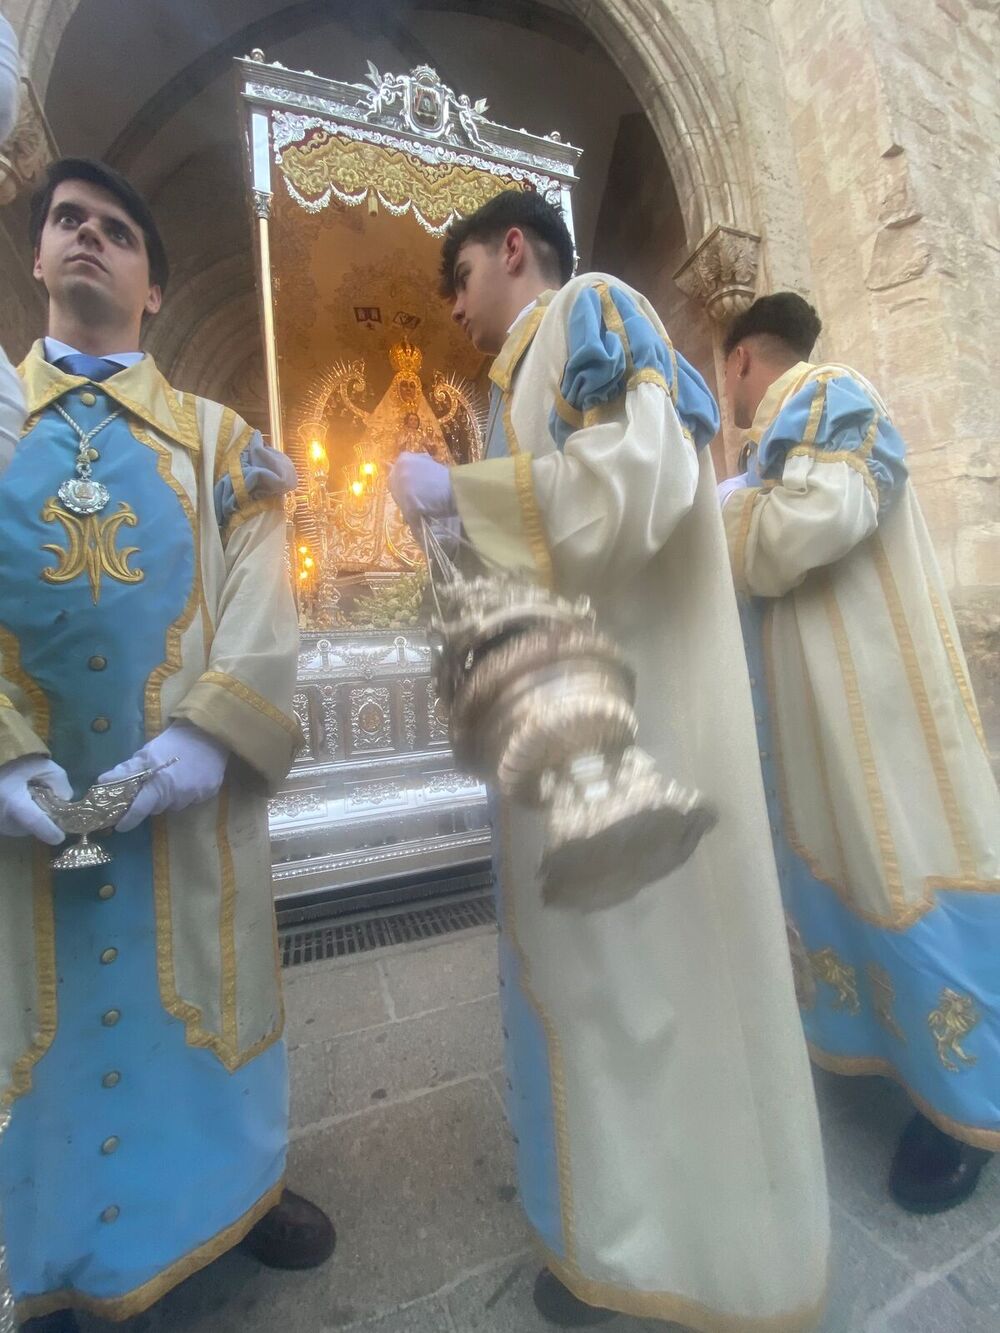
[769,0,999,755]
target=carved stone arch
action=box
[575,0,751,244]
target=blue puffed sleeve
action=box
[548,284,720,451]
[757,373,908,510]
[213,431,299,526]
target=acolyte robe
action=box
[724,360,1000,1147]
[0,345,301,1320]
[449,276,830,1330]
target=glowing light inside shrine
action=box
[361,461,375,476]
[350,480,364,497]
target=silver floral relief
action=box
[292,691,314,759]
[424,771,480,797]
[347,779,407,808]
[319,685,340,759]
[269,789,324,819]
[350,686,392,751]
[401,679,418,750]
[427,689,450,746]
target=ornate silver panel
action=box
[427,689,450,746]
[269,630,491,901]
[401,678,418,751]
[240,58,582,183]
[318,685,340,759]
[349,686,393,753]
[269,788,324,820]
[292,690,313,760]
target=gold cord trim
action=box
[198,670,302,741]
[821,575,906,920]
[807,1044,1000,1151]
[871,536,976,880]
[542,1246,829,1332]
[15,1178,285,1322]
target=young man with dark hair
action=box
[721,291,1000,1213]
[390,191,829,1330]
[0,158,334,1331]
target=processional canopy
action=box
[236,54,582,630]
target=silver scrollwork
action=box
[319,685,340,758]
[401,679,418,750]
[292,691,313,759]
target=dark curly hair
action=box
[723,292,821,360]
[30,157,170,292]
[439,189,575,298]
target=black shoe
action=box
[240,1188,336,1269]
[532,1268,615,1326]
[889,1112,992,1214]
[20,1313,80,1332]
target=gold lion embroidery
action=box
[928,988,979,1072]
[809,947,860,1014]
[868,963,905,1043]
[41,499,144,605]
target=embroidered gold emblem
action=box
[809,947,860,1014]
[868,963,905,1042]
[928,988,979,1072]
[41,499,144,604]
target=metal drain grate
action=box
[280,891,496,968]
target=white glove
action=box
[98,723,229,833]
[717,472,750,506]
[388,452,456,533]
[0,754,72,845]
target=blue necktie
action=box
[54,353,121,383]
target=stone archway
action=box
[14,0,762,253]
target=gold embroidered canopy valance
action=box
[279,128,530,234]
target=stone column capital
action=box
[673,224,761,323]
[0,76,57,207]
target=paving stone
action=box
[813,1206,915,1333]
[290,996,502,1127]
[813,1071,1000,1275]
[880,1278,997,1332]
[283,959,390,1048]
[931,1229,1000,1321]
[343,1295,455,1331]
[292,1079,526,1322]
[380,929,499,1018]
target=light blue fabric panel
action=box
[214,431,298,525]
[739,597,1000,1139]
[548,285,720,451]
[757,375,908,510]
[490,796,565,1258]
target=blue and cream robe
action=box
[0,343,301,1320]
[449,276,830,1330]
[724,360,1000,1146]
